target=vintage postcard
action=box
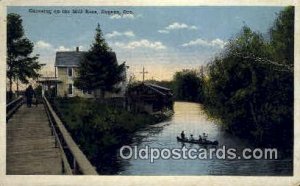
[0,0,299,185]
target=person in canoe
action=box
[198,135,202,143]
[180,131,186,140]
[202,133,208,142]
[189,134,194,141]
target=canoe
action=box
[176,136,218,145]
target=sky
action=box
[8,6,284,81]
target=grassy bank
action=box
[50,97,158,174]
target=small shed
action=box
[125,83,173,114]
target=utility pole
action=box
[140,66,148,82]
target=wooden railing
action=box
[43,96,98,175]
[6,96,24,121]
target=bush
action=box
[50,97,158,173]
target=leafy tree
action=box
[268,6,294,148]
[203,7,294,149]
[173,70,203,102]
[7,13,43,100]
[74,24,125,98]
[205,27,274,139]
[270,6,294,65]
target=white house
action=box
[54,47,128,98]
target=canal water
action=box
[117,102,292,175]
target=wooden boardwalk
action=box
[7,104,62,175]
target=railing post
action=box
[73,157,77,174]
[50,125,54,136]
[54,136,58,148]
[61,159,65,174]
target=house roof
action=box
[128,83,173,97]
[145,84,172,96]
[54,51,118,67]
[145,83,171,91]
[36,77,62,84]
[55,51,86,67]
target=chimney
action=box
[76,47,79,52]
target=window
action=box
[68,84,73,95]
[67,67,73,77]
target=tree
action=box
[7,13,43,100]
[268,6,294,148]
[173,70,203,102]
[270,6,294,65]
[203,6,294,148]
[204,27,273,139]
[74,24,125,98]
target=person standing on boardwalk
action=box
[25,85,35,108]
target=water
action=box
[117,102,292,175]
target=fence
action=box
[6,96,24,121]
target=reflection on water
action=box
[118,102,292,175]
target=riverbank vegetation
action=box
[203,7,293,149]
[154,7,294,149]
[50,97,158,173]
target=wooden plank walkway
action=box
[7,104,62,175]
